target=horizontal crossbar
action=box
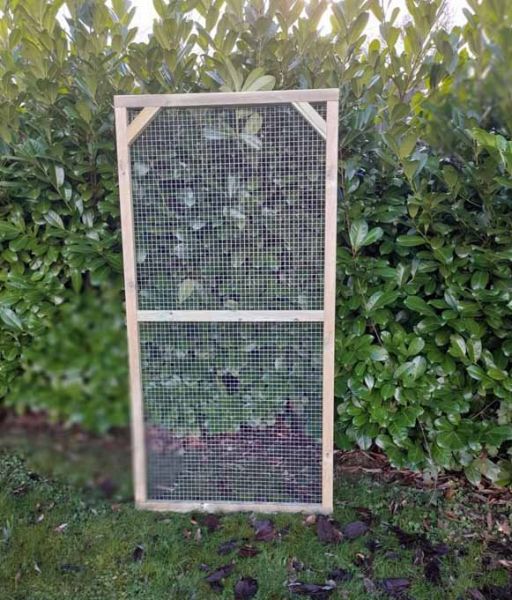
[137,310,324,322]
[114,88,339,108]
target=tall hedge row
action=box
[1,0,511,485]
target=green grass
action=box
[1,453,510,599]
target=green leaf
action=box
[0,306,23,330]
[349,220,368,251]
[484,426,512,447]
[244,112,262,134]
[54,164,65,187]
[355,432,373,450]
[449,334,466,358]
[407,337,425,356]
[178,279,198,304]
[394,356,426,381]
[467,365,486,381]
[362,227,384,247]
[44,210,64,229]
[239,133,262,150]
[222,58,243,91]
[404,296,436,316]
[437,430,466,451]
[370,346,389,361]
[396,235,425,247]
[408,355,426,380]
[348,11,369,44]
[242,73,276,92]
[487,368,507,381]
[71,270,82,293]
[0,222,21,241]
[464,462,481,486]
[399,133,417,158]
[471,271,489,290]
[365,290,399,313]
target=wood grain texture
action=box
[114,88,339,108]
[138,500,328,514]
[127,107,161,144]
[291,102,326,139]
[137,310,324,322]
[114,106,147,505]
[321,100,339,513]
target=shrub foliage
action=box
[0,0,511,484]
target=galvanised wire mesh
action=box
[140,321,323,503]
[129,102,327,505]
[130,104,326,310]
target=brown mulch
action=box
[335,449,512,506]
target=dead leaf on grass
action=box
[316,515,343,544]
[343,521,369,539]
[253,519,276,542]
[205,563,234,591]
[203,514,221,532]
[132,544,144,562]
[217,539,238,555]
[287,581,335,599]
[238,544,260,558]
[234,576,258,599]
[379,578,410,596]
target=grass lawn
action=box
[0,446,511,600]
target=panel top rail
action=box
[114,88,339,108]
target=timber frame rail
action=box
[114,89,339,514]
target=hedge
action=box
[0,0,511,486]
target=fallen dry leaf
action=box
[253,519,276,542]
[343,521,369,540]
[234,576,258,599]
[467,590,486,600]
[316,515,343,544]
[287,557,305,572]
[203,514,221,533]
[59,563,84,574]
[132,545,144,562]
[205,563,234,591]
[217,539,238,555]
[379,577,410,595]
[238,544,260,558]
[288,581,335,599]
[328,567,352,582]
[497,519,511,536]
[424,558,441,584]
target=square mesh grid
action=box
[124,98,331,508]
[140,321,323,504]
[130,104,326,310]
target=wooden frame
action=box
[115,89,339,514]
